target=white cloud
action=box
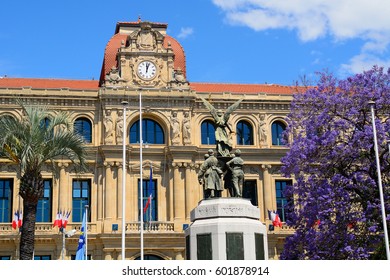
[212,0,390,75]
[340,53,390,77]
[177,27,194,39]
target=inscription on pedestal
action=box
[191,198,260,221]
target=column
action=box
[168,163,174,221]
[97,165,103,221]
[262,164,272,222]
[117,163,123,219]
[58,162,69,211]
[184,163,192,220]
[104,161,115,220]
[173,162,185,225]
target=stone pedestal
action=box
[185,198,268,260]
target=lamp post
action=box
[61,228,76,260]
[368,100,390,260]
[139,89,144,261]
[121,100,128,260]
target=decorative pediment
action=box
[136,22,156,50]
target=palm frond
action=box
[0,102,87,173]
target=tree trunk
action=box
[19,200,38,260]
[19,171,44,260]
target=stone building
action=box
[0,20,295,260]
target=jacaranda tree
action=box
[280,66,390,259]
[0,103,86,260]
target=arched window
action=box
[236,120,253,145]
[74,117,92,144]
[40,117,51,129]
[201,120,216,145]
[130,119,164,144]
[40,117,54,138]
[271,121,287,146]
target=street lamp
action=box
[61,228,76,260]
[368,100,390,260]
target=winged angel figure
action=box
[200,97,243,157]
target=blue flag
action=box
[75,212,86,260]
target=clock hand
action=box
[145,62,150,73]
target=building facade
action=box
[0,20,295,260]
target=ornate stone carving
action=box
[170,111,181,145]
[259,114,268,146]
[137,22,156,50]
[105,67,125,86]
[116,109,124,145]
[182,111,191,145]
[103,109,114,145]
[169,68,189,89]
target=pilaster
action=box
[262,164,272,221]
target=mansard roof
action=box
[99,21,187,86]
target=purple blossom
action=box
[280,66,390,260]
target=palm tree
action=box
[0,103,87,260]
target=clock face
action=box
[137,61,157,80]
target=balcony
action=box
[0,221,175,236]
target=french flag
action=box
[143,166,153,214]
[143,193,152,214]
[62,211,71,228]
[268,210,283,227]
[53,210,61,228]
[12,210,22,230]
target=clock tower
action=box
[100,20,189,89]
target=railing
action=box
[3,221,292,235]
[125,221,175,233]
[0,221,175,235]
[266,222,295,234]
[0,222,96,236]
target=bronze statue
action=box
[198,149,223,198]
[200,97,243,157]
[226,149,244,197]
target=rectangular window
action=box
[0,179,13,223]
[138,178,157,222]
[255,233,265,260]
[197,233,212,260]
[226,232,244,260]
[34,255,51,260]
[72,179,91,223]
[243,180,258,206]
[36,179,52,222]
[0,256,11,260]
[71,255,91,260]
[275,180,292,222]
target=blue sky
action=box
[1,0,389,85]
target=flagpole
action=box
[149,164,153,230]
[369,101,390,260]
[139,89,144,260]
[121,100,128,260]
[85,205,89,260]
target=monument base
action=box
[185,198,268,260]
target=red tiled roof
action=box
[99,33,128,85]
[190,82,297,95]
[0,78,297,95]
[0,77,99,90]
[163,35,186,77]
